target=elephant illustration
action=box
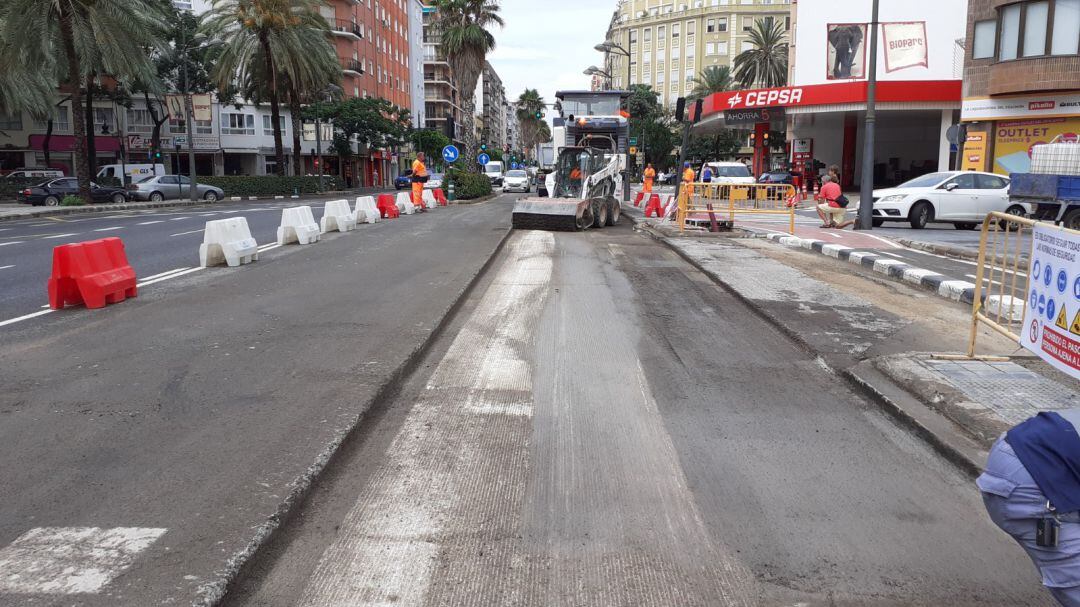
[828,25,865,79]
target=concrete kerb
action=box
[626,214,985,477]
[194,223,515,607]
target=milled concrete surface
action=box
[0,196,512,606]
[227,222,1052,606]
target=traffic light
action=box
[535,110,543,120]
[692,98,704,123]
[153,150,162,161]
[480,143,487,151]
[762,131,770,145]
[675,97,686,122]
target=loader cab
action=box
[554,147,603,198]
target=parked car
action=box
[394,170,413,190]
[503,169,530,193]
[424,173,444,190]
[5,167,64,180]
[758,170,796,185]
[872,171,1029,229]
[17,178,127,206]
[128,175,224,202]
[702,161,756,185]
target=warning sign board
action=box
[1021,225,1080,380]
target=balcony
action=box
[330,19,362,41]
[340,57,364,76]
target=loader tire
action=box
[606,197,620,226]
[592,200,608,228]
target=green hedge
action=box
[0,178,40,199]
[196,175,344,197]
[449,171,492,200]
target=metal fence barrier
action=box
[676,182,799,234]
[960,211,1080,358]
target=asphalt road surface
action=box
[0,196,512,606]
[0,193,397,321]
[226,217,1051,606]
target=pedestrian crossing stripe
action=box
[1071,309,1080,335]
[1058,305,1070,332]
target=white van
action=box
[484,161,505,187]
[96,163,166,184]
[702,161,756,185]
[5,168,64,179]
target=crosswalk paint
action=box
[0,527,166,594]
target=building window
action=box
[718,17,727,32]
[707,19,715,33]
[973,19,997,59]
[644,28,651,43]
[686,21,695,36]
[0,113,22,131]
[717,40,728,54]
[33,107,70,133]
[262,115,286,136]
[743,16,754,32]
[998,0,1080,60]
[222,113,255,135]
[672,23,680,39]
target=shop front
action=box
[961,93,1080,176]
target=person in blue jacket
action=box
[978,409,1080,606]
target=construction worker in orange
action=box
[411,152,429,210]
[643,163,656,194]
[681,161,696,200]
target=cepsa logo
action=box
[727,88,804,109]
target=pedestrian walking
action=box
[701,164,713,183]
[978,409,1080,606]
[372,168,380,189]
[815,175,854,228]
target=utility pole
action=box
[856,0,880,230]
[315,102,324,192]
[181,15,197,202]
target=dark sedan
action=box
[394,170,413,190]
[758,171,796,185]
[17,178,128,206]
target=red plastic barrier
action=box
[433,188,448,206]
[644,194,663,218]
[634,191,645,207]
[47,237,137,310]
[377,193,400,219]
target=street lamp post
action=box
[856,0,880,230]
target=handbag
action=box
[834,194,850,208]
[411,174,429,184]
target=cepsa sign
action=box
[724,88,805,110]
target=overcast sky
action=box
[487,0,616,120]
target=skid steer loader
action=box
[511,139,624,231]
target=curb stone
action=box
[195,221,514,606]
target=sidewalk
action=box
[0,188,386,222]
[625,207,1078,476]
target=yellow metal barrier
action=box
[676,182,799,234]
[962,211,1080,358]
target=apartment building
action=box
[960,0,1080,176]
[477,62,507,151]
[422,4,464,144]
[602,0,792,107]
[505,101,523,154]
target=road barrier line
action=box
[0,309,53,328]
[0,241,24,247]
[0,265,13,270]
[140,267,193,282]
[93,227,123,232]
[136,267,203,287]
[42,233,78,239]
[136,221,163,226]
[170,229,204,237]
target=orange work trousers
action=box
[412,182,423,207]
[644,178,654,193]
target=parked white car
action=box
[872,171,1030,229]
[503,169,530,193]
[702,162,756,185]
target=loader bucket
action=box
[512,197,592,231]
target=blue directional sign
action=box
[477,153,491,166]
[442,144,460,164]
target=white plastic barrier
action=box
[354,196,379,224]
[320,199,357,233]
[422,189,437,209]
[277,205,321,245]
[396,191,416,215]
[199,217,258,268]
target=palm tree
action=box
[733,18,788,89]
[433,0,503,173]
[515,88,544,159]
[689,65,735,100]
[204,0,333,176]
[0,0,165,201]
[0,14,54,120]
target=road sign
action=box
[1022,224,1080,380]
[629,137,638,146]
[442,145,460,164]
[477,153,491,166]
[173,136,188,146]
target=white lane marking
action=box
[140,267,193,282]
[136,267,203,287]
[0,527,166,595]
[136,220,163,225]
[822,232,843,238]
[42,233,78,239]
[169,217,189,221]
[878,251,904,258]
[0,241,24,247]
[170,228,204,237]
[861,231,906,249]
[0,265,13,270]
[93,226,123,232]
[0,309,53,328]
[256,243,281,253]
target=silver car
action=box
[503,169,530,193]
[130,175,224,202]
